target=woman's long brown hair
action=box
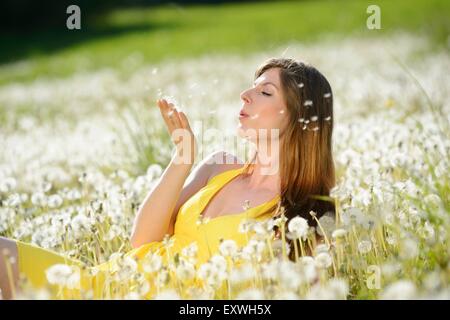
[241,58,336,261]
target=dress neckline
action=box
[196,166,281,224]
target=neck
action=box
[245,137,281,193]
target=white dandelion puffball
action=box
[45,264,80,289]
[288,216,309,240]
[153,289,181,300]
[219,239,238,257]
[380,280,417,300]
[317,212,336,237]
[332,229,347,239]
[314,252,333,269]
[236,288,265,300]
[358,240,373,254]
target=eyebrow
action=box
[254,81,279,90]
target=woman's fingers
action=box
[158,99,186,145]
[157,99,175,133]
[167,102,183,129]
[178,111,191,132]
[155,98,197,162]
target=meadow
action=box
[0,0,449,299]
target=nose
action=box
[240,89,251,104]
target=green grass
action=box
[0,0,448,85]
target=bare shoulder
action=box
[205,151,245,183]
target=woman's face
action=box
[238,67,289,142]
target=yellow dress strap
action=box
[206,165,246,185]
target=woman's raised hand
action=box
[156,98,197,165]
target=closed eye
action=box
[252,84,272,96]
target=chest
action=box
[199,177,275,220]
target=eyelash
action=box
[253,84,271,96]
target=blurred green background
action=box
[0,0,448,84]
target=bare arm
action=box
[130,154,194,247]
[130,98,197,248]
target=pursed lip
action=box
[239,110,249,117]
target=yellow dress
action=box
[14,166,280,299]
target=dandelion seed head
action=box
[47,194,63,209]
[238,219,251,233]
[315,243,330,254]
[314,252,333,269]
[287,216,309,240]
[153,289,181,300]
[0,177,17,193]
[45,264,80,289]
[175,260,196,281]
[332,229,347,239]
[380,280,417,299]
[236,288,264,300]
[219,239,238,257]
[399,238,419,260]
[358,240,372,254]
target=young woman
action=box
[0,58,336,299]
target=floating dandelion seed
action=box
[279,110,285,114]
[304,100,313,107]
[324,116,331,121]
[298,83,304,88]
[312,127,319,131]
[281,46,291,57]
[324,92,331,98]
[311,115,318,121]
[298,117,304,123]
[304,119,310,124]
[152,68,158,75]
[302,125,307,130]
